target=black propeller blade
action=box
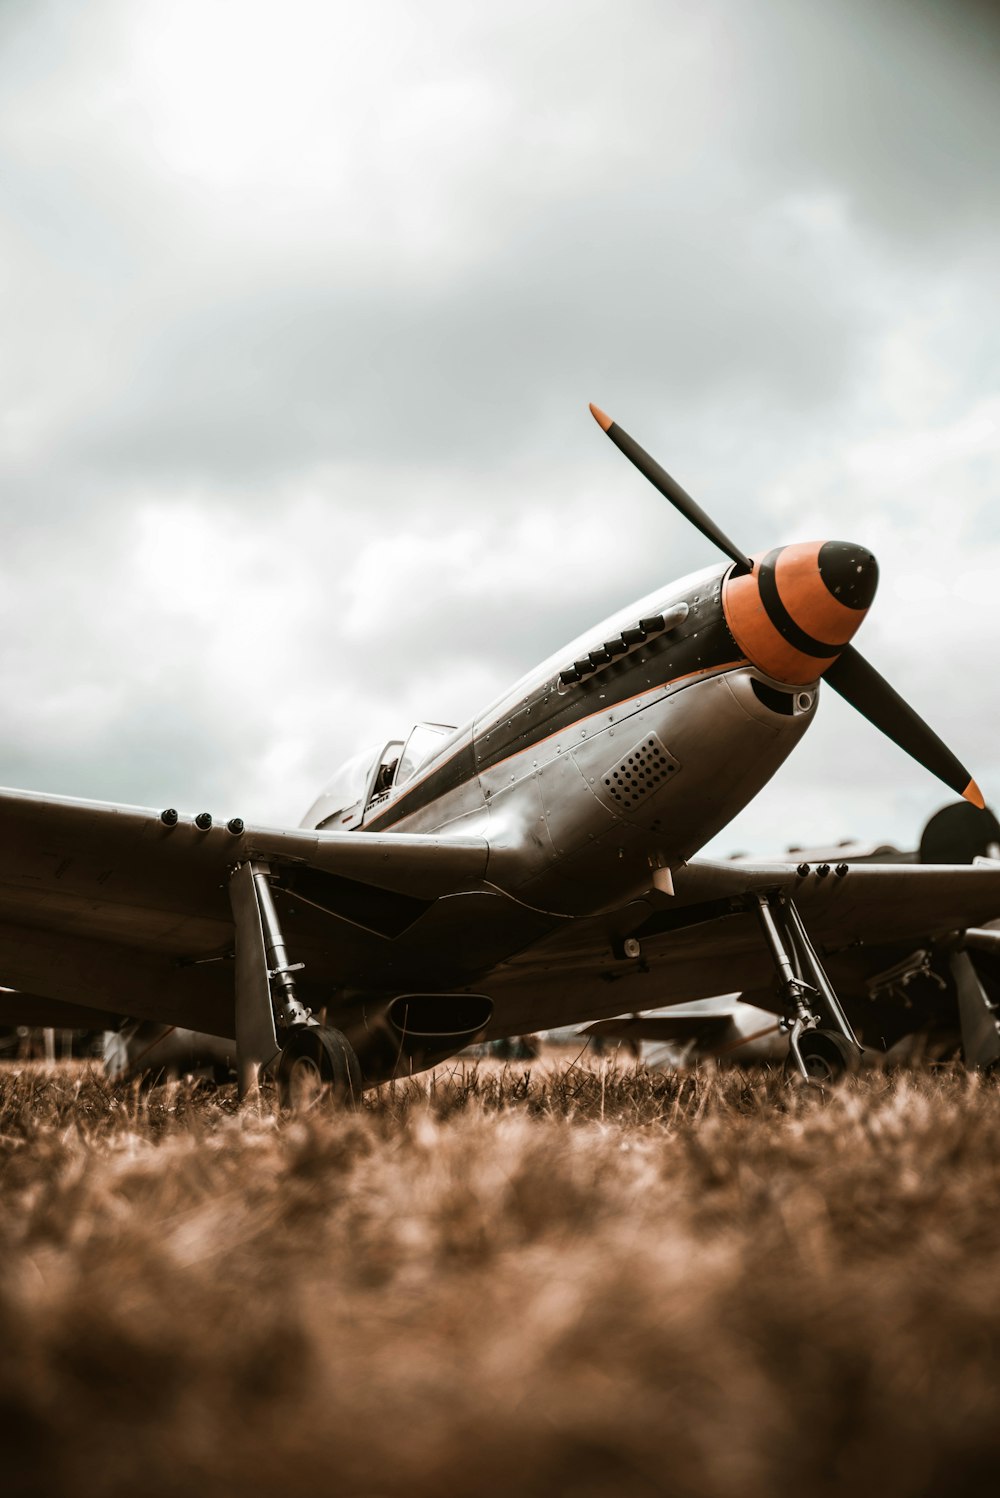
[824,645,984,807]
[589,401,985,809]
[589,404,754,574]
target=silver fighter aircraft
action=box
[1,406,997,1099]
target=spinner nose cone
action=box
[817,541,879,611]
[722,539,878,686]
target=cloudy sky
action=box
[1,0,998,857]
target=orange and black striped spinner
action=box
[722,540,878,685]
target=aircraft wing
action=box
[644,857,1000,949]
[582,1007,737,1045]
[5,782,1000,1053]
[580,1000,785,1059]
[485,859,1000,1035]
[0,786,490,1037]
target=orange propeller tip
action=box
[589,402,612,432]
[963,778,986,811]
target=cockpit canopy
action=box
[301,722,456,831]
[396,722,455,788]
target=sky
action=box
[1,0,998,857]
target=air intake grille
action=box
[602,733,679,811]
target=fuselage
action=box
[304,540,878,920]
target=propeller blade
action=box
[825,644,984,808]
[590,403,754,574]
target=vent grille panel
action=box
[602,733,680,811]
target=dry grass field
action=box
[2,1057,1000,1498]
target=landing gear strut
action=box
[228,859,361,1106]
[753,893,862,1083]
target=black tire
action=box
[276,1026,363,1110]
[794,1028,857,1084]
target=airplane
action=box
[582,997,788,1068]
[2,403,998,1101]
[85,799,1000,1084]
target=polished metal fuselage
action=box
[344,563,818,918]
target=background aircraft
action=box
[0,407,997,1097]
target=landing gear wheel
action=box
[276,1026,363,1110]
[791,1028,857,1084]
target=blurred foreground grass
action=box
[2,1058,1000,1498]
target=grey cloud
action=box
[727,0,1000,253]
[7,2,997,501]
[61,194,870,488]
